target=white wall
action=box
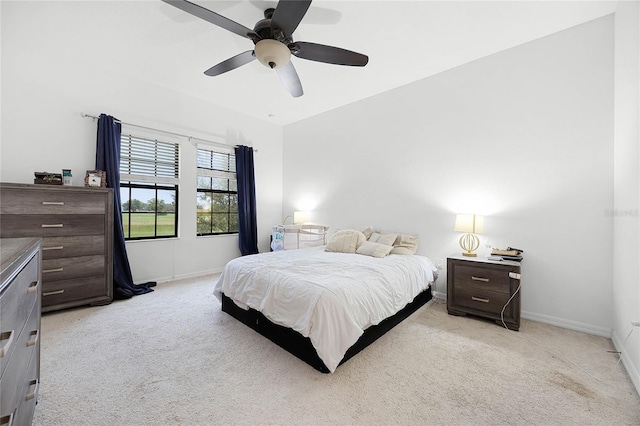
[0,1,283,283]
[283,16,614,335]
[612,1,640,395]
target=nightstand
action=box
[447,255,522,331]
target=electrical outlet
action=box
[632,321,640,327]
[436,258,443,270]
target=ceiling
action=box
[16,1,618,126]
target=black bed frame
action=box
[221,289,433,373]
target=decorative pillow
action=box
[368,232,398,246]
[356,241,394,258]
[390,234,420,255]
[325,230,366,253]
[357,226,374,240]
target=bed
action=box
[213,232,438,373]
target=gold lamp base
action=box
[459,233,480,257]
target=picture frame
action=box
[84,169,106,188]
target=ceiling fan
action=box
[161,0,369,97]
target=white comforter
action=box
[213,246,437,372]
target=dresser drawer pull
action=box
[43,245,64,251]
[42,201,65,205]
[0,330,15,358]
[0,412,14,426]
[43,267,64,273]
[41,224,63,228]
[471,296,490,303]
[27,329,39,347]
[43,289,65,296]
[25,379,39,401]
[27,280,39,293]
[471,276,489,282]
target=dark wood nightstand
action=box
[447,255,522,331]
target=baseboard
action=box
[611,329,640,397]
[144,268,224,285]
[521,310,612,338]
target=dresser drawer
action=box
[453,264,511,294]
[0,214,105,238]
[0,254,39,377]
[42,275,109,307]
[13,348,39,426]
[0,189,105,215]
[0,302,39,417]
[41,235,105,260]
[42,255,105,282]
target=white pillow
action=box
[356,241,393,258]
[369,232,398,246]
[390,234,420,255]
[357,226,374,240]
[325,230,366,253]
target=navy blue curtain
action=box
[96,114,155,299]
[235,145,259,256]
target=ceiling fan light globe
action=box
[255,39,291,69]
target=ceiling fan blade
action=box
[270,0,312,36]
[161,0,254,39]
[292,42,368,66]
[204,51,256,77]
[275,62,303,97]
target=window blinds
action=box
[120,134,180,184]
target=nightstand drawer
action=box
[454,264,511,294]
[452,285,510,315]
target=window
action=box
[120,134,179,240]
[196,148,238,236]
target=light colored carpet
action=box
[34,275,640,425]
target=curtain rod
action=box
[81,113,256,152]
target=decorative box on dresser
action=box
[0,183,113,312]
[447,254,522,331]
[1,237,42,426]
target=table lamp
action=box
[454,214,484,257]
[293,211,310,224]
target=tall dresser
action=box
[1,237,42,426]
[0,183,113,312]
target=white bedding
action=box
[213,246,437,372]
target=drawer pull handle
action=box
[0,330,15,358]
[43,289,65,296]
[1,413,14,426]
[471,296,490,303]
[41,224,63,228]
[25,379,39,401]
[27,329,39,347]
[42,201,65,205]
[43,267,64,273]
[471,276,489,282]
[43,246,64,251]
[27,280,39,293]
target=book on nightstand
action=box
[491,247,523,262]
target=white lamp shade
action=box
[293,211,310,224]
[454,214,484,234]
[254,39,291,69]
